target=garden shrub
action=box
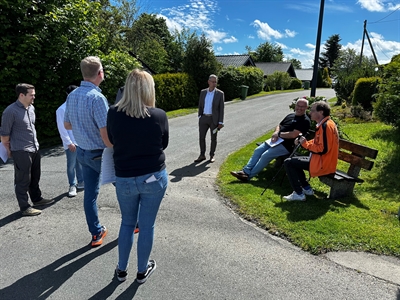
[153,73,198,111]
[352,76,381,111]
[374,55,400,128]
[289,78,302,89]
[264,71,292,91]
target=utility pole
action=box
[360,20,379,65]
[311,0,325,97]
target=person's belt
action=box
[90,149,104,153]
[203,114,212,116]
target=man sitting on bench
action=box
[230,98,310,182]
[283,101,339,201]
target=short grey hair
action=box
[296,98,309,106]
[209,74,218,82]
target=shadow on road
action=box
[0,193,68,228]
[0,239,118,299]
[169,162,210,182]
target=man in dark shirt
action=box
[230,98,310,181]
[0,83,53,216]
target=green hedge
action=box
[217,66,263,101]
[352,77,381,111]
[153,73,198,111]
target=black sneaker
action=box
[136,260,156,284]
[115,265,127,282]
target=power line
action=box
[370,5,400,24]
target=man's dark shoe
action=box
[194,155,206,163]
[32,198,54,207]
[209,156,215,163]
[136,259,156,284]
[230,171,249,182]
[115,265,127,282]
[92,226,108,247]
[21,207,41,216]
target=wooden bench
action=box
[319,139,378,199]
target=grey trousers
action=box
[12,151,42,211]
[199,115,218,156]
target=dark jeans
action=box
[12,151,42,211]
[199,115,218,156]
[284,156,310,194]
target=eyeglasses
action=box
[98,68,105,74]
[296,105,308,108]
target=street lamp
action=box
[311,0,325,97]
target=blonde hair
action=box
[115,69,155,118]
[80,56,102,79]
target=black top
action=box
[107,106,169,177]
[279,113,311,152]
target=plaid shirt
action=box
[0,100,39,152]
[64,81,108,150]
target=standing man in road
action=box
[195,74,224,163]
[56,85,84,197]
[0,83,54,216]
[64,56,112,247]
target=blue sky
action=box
[145,0,400,68]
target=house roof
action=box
[215,55,256,67]
[255,62,296,77]
[295,69,314,81]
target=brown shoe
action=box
[194,155,206,163]
[209,156,215,163]
[21,207,42,216]
[230,171,249,181]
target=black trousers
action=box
[12,151,42,211]
[198,115,218,156]
[284,156,310,194]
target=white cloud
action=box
[248,35,255,39]
[216,46,223,52]
[275,42,288,49]
[223,36,238,44]
[252,20,283,40]
[357,0,400,11]
[357,0,386,12]
[158,14,182,32]
[285,29,297,38]
[305,43,315,49]
[343,31,400,65]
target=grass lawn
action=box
[217,102,400,257]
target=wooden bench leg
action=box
[328,181,356,199]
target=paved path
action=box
[1,90,399,299]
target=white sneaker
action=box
[68,185,77,197]
[302,187,314,196]
[77,182,84,190]
[283,192,306,201]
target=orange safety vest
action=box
[302,117,339,177]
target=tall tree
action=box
[0,0,101,140]
[286,58,302,69]
[183,33,220,93]
[319,34,342,72]
[127,13,174,73]
[247,42,283,62]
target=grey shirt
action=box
[0,100,39,152]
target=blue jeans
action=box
[115,169,168,272]
[243,142,289,179]
[76,147,104,236]
[65,149,83,187]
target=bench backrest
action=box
[338,139,378,177]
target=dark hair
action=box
[66,85,78,95]
[313,101,331,117]
[15,83,35,97]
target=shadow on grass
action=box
[238,165,370,222]
[368,129,400,203]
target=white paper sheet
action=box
[100,147,116,185]
[0,142,8,163]
[265,137,284,148]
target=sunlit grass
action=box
[217,116,400,256]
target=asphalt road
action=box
[1,89,399,299]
